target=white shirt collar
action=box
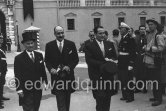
[96,39,103,45]
[26,50,34,58]
[56,39,64,48]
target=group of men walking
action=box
[0,18,165,111]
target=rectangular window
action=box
[118,17,125,27]
[140,17,146,26]
[67,19,75,30]
[94,18,101,28]
[160,16,166,25]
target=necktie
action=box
[30,52,35,62]
[100,41,105,57]
[59,42,62,53]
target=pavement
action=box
[2,44,166,111]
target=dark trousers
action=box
[145,67,162,102]
[22,91,42,111]
[0,83,3,105]
[55,91,71,111]
[135,55,147,90]
[95,93,111,111]
[118,70,134,100]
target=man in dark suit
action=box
[14,32,48,111]
[134,26,147,93]
[0,35,10,109]
[118,22,136,103]
[79,31,95,52]
[45,26,79,111]
[85,26,117,111]
[0,35,8,109]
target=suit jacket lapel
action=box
[22,51,34,64]
[93,40,104,58]
[54,40,61,54]
[61,39,67,54]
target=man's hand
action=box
[50,68,57,75]
[128,66,133,71]
[18,92,24,98]
[62,66,70,73]
[105,58,118,63]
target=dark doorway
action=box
[0,10,7,51]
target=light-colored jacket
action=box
[144,31,165,68]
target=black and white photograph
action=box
[0,0,166,111]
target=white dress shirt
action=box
[57,40,64,51]
[26,50,35,60]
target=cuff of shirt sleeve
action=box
[17,90,23,94]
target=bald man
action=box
[45,26,79,111]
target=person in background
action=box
[134,26,148,93]
[118,22,136,103]
[129,27,136,38]
[157,24,166,95]
[111,29,120,57]
[104,30,109,41]
[144,18,165,106]
[0,35,9,109]
[6,36,12,52]
[79,31,95,52]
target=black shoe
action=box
[126,99,134,103]
[2,96,10,101]
[120,97,127,101]
[151,101,162,106]
[0,105,4,109]
[149,98,156,102]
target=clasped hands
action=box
[50,66,70,75]
[105,58,133,70]
[105,58,118,64]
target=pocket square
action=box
[39,60,43,63]
[108,48,112,51]
[69,50,72,54]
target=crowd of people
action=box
[81,18,166,110]
[0,18,166,111]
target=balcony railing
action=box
[58,0,80,7]
[110,0,129,6]
[58,0,166,7]
[85,0,105,7]
[133,1,150,6]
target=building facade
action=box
[0,0,15,51]
[4,0,166,50]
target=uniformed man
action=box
[0,35,8,109]
[118,22,136,103]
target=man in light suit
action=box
[85,26,117,111]
[14,32,48,111]
[45,26,79,111]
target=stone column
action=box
[150,0,154,6]
[80,0,85,6]
[128,0,133,6]
[105,0,111,6]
